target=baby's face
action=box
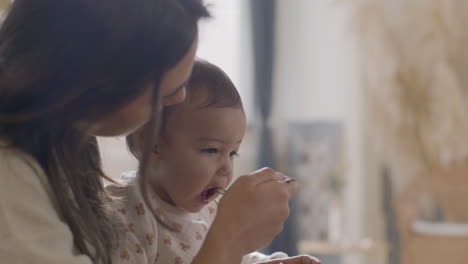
[149,103,246,213]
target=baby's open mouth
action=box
[200,187,221,203]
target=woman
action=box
[0,0,300,263]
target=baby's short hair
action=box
[126,59,243,159]
[183,59,243,109]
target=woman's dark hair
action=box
[0,0,208,263]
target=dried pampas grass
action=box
[350,0,468,174]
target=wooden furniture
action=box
[395,167,468,264]
[298,239,389,264]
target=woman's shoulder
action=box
[0,145,37,165]
[0,145,43,178]
[0,145,50,194]
[0,145,56,218]
[0,146,93,263]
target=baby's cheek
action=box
[170,171,200,191]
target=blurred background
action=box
[3,0,468,263]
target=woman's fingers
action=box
[285,178,299,197]
[244,167,296,186]
[245,167,284,185]
[209,167,300,255]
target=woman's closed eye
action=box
[230,151,239,159]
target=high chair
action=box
[395,165,468,264]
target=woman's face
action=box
[89,36,198,137]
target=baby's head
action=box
[127,59,246,212]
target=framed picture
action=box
[287,122,344,242]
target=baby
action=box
[108,59,318,264]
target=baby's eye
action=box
[201,148,219,154]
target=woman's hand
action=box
[194,168,299,264]
[256,255,321,264]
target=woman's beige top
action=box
[0,145,92,263]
